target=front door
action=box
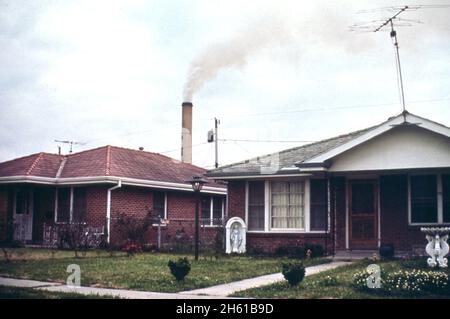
[349,180,378,249]
[13,189,33,242]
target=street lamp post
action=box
[187,176,207,261]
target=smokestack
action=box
[181,102,193,164]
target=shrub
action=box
[281,261,306,286]
[304,243,325,258]
[247,246,268,257]
[115,211,153,247]
[321,275,340,287]
[379,244,395,259]
[168,257,191,281]
[122,242,143,257]
[274,243,325,259]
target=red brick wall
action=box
[331,177,346,251]
[247,233,333,254]
[0,187,8,241]
[150,191,223,248]
[103,185,225,247]
[85,185,108,228]
[380,174,425,251]
[226,179,332,254]
[227,181,245,220]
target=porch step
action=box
[333,250,379,261]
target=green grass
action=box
[0,286,116,299]
[0,248,329,293]
[233,258,450,299]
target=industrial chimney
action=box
[181,102,193,163]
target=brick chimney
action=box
[181,102,193,163]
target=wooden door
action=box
[349,180,378,249]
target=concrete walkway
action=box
[0,261,350,299]
[0,277,227,299]
[179,261,351,297]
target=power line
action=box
[220,138,315,143]
[157,142,209,155]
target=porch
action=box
[0,184,93,245]
[332,171,450,254]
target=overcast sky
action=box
[1,0,449,168]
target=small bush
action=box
[304,243,325,258]
[247,246,268,257]
[274,243,325,259]
[168,257,191,281]
[281,261,306,286]
[122,242,143,257]
[321,275,340,287]
[379,244,395,259]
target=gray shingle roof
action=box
[206,126,377,177]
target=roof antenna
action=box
[54,140,85,154]
[374,7,409,121]
[351,4,450,123]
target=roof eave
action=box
[0,175,226,195]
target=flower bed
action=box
[353,268,449,295]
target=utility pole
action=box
[207,118,220,168]
[214,118,219,168]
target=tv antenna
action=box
[350,4,450,116]
[54,140,85,154]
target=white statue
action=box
[422,227,450,268]
[230,223,243,253]
[225,217,246,254]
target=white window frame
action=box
[245,178,325,233]
[408,173,449,226]
[152,192,168,226]
[202,196,225,227]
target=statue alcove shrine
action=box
[225,217,247,254]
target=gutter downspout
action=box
[107,180,122,244]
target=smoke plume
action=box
[183,15,295,102]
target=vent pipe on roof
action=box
[181,102,193,164]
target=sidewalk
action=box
[0,261,350,299]
[180,261,351,297]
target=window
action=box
[15,190,30,215]
[410,175,438,224]
[153,191,166,219]
[72,188,87,222]
[57,188,70,222]
[248,181,265,231]
[443,174,450,223]
[271,181,304,229]
[310,179,328,231]
[212,197,223,225]
[201,196,224,226]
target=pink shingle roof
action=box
[0,152,64,178]
[0,146,225,188]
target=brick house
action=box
[0,145,226,247]
[206,112,450,255]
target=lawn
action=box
[0,248,329,293]
[0,286,117,299]
[233,258,450,299]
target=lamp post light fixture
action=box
[187,176,208,261]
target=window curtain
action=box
[271,181,304,229]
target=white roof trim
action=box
[207,173,312,180]
[0,175,226,195]
[301,113,450,165]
